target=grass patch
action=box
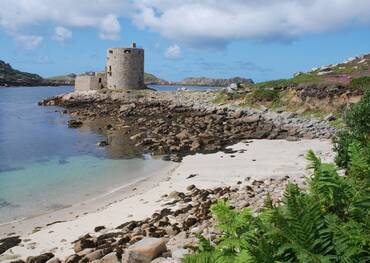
[254,73,320,89]
[212,92,228,104]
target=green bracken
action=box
[184,89,370,263]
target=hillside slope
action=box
[0,60,72,87]
[215,53,370,119]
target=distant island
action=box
[0,60,71,87]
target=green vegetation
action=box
[0,61,41,80]
[349,77,370,91]
[48,74,76,81]
[250,89,280,102]
[333,89,370,168]
[184,93,370,263]
[254,73,320,89]
[144,72,168,84]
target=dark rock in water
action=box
[0,198,18,208]
[0,236,21,255]
[0,166,24,173]
[67,120,83,128]
[58,159,68,165]
[97,140,109,147]
[26,253,54,263]
[9,260,25,263]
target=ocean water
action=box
[0,86,171,224]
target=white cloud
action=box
[165,44,182,59]
[98,14,121,40]
[1,1,370,48]
[14,34,43,49]
[132,0,370,46]
[0,0,128,44]
[53,26,72,42]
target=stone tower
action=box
[106,43,145,90]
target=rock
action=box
[183,217,197,229]
[168,191,182,200]
[68,119,83,128]
[77,248,95,257]
[171,248,189,260]
[0,236,21,255]
[186,185,196,191]
[94,226,106,232]
[26,253,54,263]
[286,136,299,142]
[244,115,260,123]
[125,237,167,263]
[324,113,336,121]
[83,249,104,262]
[97,140,109,147]
[100,252,120,263]
[175,130,190,140]
[45,258,61,263]
[150,257,177,263]
[73,237,95,253]
[186,174,197,179]
[64,254,82,263]
[130,132,145,141]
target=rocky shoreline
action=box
[39,90,335,162]
[4,174,300,263]
[1,138,335,263]
[0,90,337,263]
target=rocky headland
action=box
[39,90,335,162]
[0,60,73,87]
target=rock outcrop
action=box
[39,91,335,162]
[177,77,254,87]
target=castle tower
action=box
[106,43,145,90]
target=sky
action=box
[0,0,370,82]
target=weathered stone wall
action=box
[75,75,106,91]
[106,47,145,90]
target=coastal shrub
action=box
[254,79,293,89]
[333,89,370,168]
[251,88,280,102]
[349,76,370,91]
[184,93,370,263]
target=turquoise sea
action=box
[0,86,172,224]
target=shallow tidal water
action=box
[0,86,171,224]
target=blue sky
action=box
[0,1,370,82]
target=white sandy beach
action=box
[0,139,335,262]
